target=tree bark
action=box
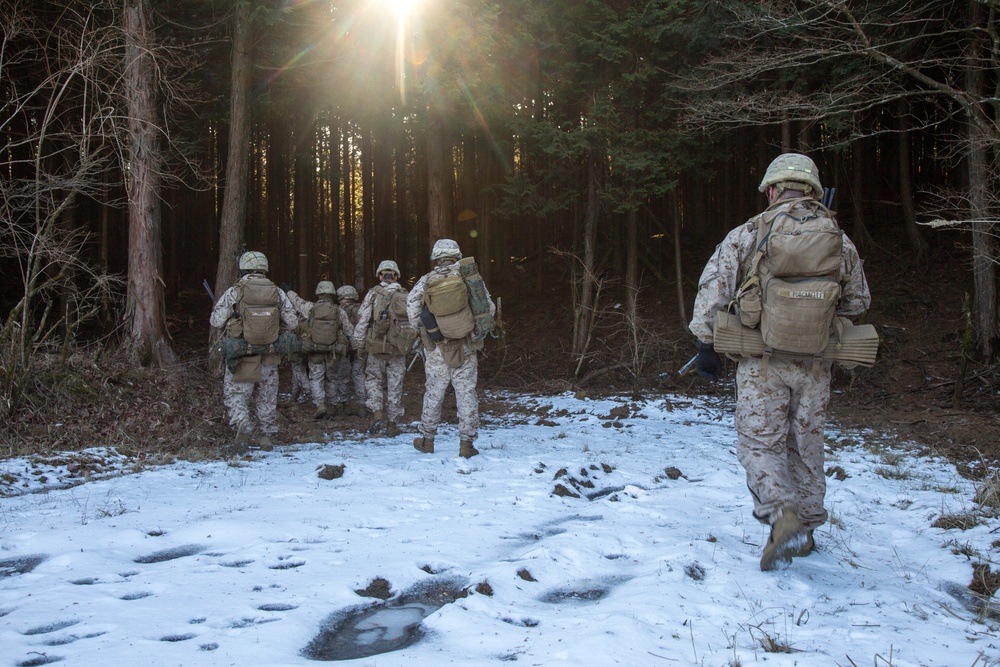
[672,189,687,326]
[896,99,927,260]
[426,107,452,248]
[123,0,175,366]
[214,2,253,296]
[966,0,998,358]
[967,126,997,358]
[572,154,598,376]
[625,208,638,323]
[850,144,874,251]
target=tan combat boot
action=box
[790,529,815,558]
[459,439,479,458]
[413,437,434,454]
[368,409,384,435]
[760,504,807,571]
[232,418,252,455]
[386,421,400,437]
[314,402,328,419]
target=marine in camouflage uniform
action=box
[209,251,298,450]
[689,153,871,570]
[352,260,407,436]
[406,239,496,458]
[286,282,353,419]
[334,285,366,415]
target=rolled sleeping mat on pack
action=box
[419,306,445,341]
[214,330,302,372]
[713,311,879,367]
[457,256,495,342]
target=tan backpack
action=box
[238,276,281,346]
[366,286,417,355]
[423,273,475,340]
[304,300,339,351]
[736,198,843,356]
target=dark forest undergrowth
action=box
[3,235,999,485]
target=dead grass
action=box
[5,346,230,461]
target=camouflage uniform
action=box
[353,281,407,423]
[290,357,310,403]
[210,274,298,437]
[335,297,366,411]
[285,291,310,403]
[406,262,496,443]
[689,197,870,530]
[286,291,353,409]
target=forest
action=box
[2,0,999,457]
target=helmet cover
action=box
[376,260,400,279]
[239,251,269,272]
[758,153,822,195]
[430,239,462,261]
[336,285,359,300]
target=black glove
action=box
[696,341,722,382]
[280,282,292,293]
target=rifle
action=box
[678,354,698,376]
[821,187,836,209]
[202,279,216,302]
[407,337,424,372]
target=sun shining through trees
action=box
[382,0,424,104]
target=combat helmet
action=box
[430,238,462,262]
[315,280,336,296]
[376,260,400,279]
[336,285,359,301]
[239,251,269,272]
[758,153,822,196]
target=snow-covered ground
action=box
[1,392,998,666]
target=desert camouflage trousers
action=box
[419,344,479,441]
[335,352,366,406]
[307,353,337,407]
[364,353,405,422]
[223,361,280,436]
[291,358,309,399]
[735,356,832,530]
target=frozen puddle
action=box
[303,578,467,661]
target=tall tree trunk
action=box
[625,208,638,324]
[573,154,598,377]
[294,121,314,291]
[123,0,175,366]
[967,0,998,358]
[426,107,452,247]
[374,117,393,265]
[393,116,408,272]
[214,2,253,295]
[850,144,874,251]
[330,119,343,284]
[672,189,687,326]
[967,128,997,358]
[344,124,359,288]
[362,129,375,273]
[896,99,927,260]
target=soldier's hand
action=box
[696,341,722,382]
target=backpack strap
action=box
[735,211,775,301]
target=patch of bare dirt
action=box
[827,241,1000,477]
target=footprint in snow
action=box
[0,555,46,578]
[133,544,206,564]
